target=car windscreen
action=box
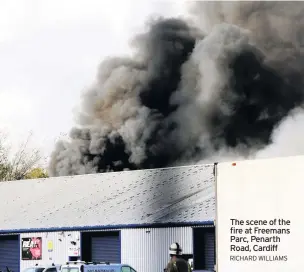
[61,268,79,272]
[23,268,45,272]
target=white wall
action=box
[216,155,304,272]
[20,231,80,272]
[121,227,193,272]
[19,227,196,272]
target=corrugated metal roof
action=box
[0,164,215,232]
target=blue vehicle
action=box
[61,261,137,272]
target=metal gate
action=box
[0,236,20,272]
[91,234,121,263]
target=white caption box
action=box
[216,155,304,272]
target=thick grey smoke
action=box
[49,1,304,176]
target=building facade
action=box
[0,164,216,272]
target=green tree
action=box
[0,131,46,181]
[25,167,49,179]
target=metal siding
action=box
[0,222,214,235]
[0,238,19,272]
[192,227,216,271]
[0,164,215,231]
[121,227,193,272]
[20,231,80,272]
[91,236,120,263]
[81,229,119,233]
[203,231,215,270]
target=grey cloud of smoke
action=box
[49,1,304,176]
[255,107,304,159]
[189,1,304,85]
[187,1,304,162]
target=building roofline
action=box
[3,163,215,184]
[0,221,214,234]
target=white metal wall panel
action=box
[121,227,193,272]
[20,231,80,272]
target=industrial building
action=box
[0,163,216,272]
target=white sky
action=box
[0,0,187,163]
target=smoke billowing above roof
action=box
[49,1,304,176]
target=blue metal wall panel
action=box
[91,235,120,263]
[203,231,215,270]
[193,227,215,271]
[0,237,20,272]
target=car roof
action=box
[85,264,131,267]
[24,266,58,270]
[62,263,135,270]
[24,267,45,269]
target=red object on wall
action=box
[21,237,42,260]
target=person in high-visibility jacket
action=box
[165,242,191,272]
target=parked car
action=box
[23,263,61,272]
[61,260,136,272]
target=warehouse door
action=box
[91,233,120,263]
[81,231,121,263]
[193,227,215,271]
[0,235,20,272]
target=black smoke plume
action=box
[49,1,304,176]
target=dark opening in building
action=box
[68,256,79,261]
[81,231,121,263]
[193,227,215,271]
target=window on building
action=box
[121,266,131,272]
[69,257,79,261]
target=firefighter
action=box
[165,242,191,272]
